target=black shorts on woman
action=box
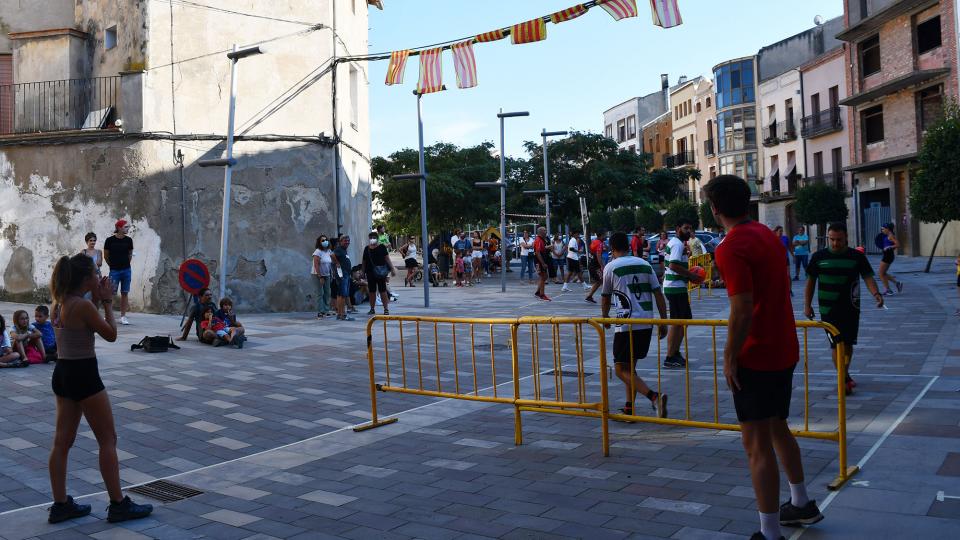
[52,358,105,402]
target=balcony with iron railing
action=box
[779,118,797,142]
[762,123,779,147]
[0,76,119,136]
[800,107,843,139]
[802,171,846,192]
[665,151,695,168]
[703,138,715,156]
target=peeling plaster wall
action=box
[74,0,148,75]
[0,138,353,313]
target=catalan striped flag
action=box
[416,47,444,94]
[511,18,547,45]
[598,0,638,20]
[451,40,478,89]
[475,28,506,43]
[649,0,683,28]
[384,49,409,85]
[550,4,588,24]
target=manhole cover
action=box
[544,370,594,377]
[128,480,204,503]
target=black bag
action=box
[131,336,181,353]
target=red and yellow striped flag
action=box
[475,29,506,43]
[416,47,444,94]
[649,0,683,28]
[451,40,478,89]
[550,4,588,24]
[384,49,409,85]
[598,0,638,20]
[511,18,547,45]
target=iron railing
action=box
[803,171,846,192]
[703,138,715,156]
[801,107,843,138]
[665,151,695,168]
[779,118,798,142]
[762,123,779,146]
[0,76,119,135]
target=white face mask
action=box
[369,239,378,246]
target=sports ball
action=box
[690,266,706,282]
[854,246,865,253]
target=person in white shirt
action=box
[562,231,589,291]
[551,235,567,284]
[518,230,534,283]
[401,236,420,287]
[600,232,669,418]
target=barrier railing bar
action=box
[433,321,441,393]
[832,340,858,490]
[399,320,407,388]
[353,319,399,432]
[684,326,691,420]
[416,320,423,390]
[452,324,460,394]
[470,324,479,396]
[576,323,586,402]
[511,323,522,446]
[489,324,497,398]
[553,323,563,403]
[531,324,540,400]
[595,321,611,457]
[628,324,636,415]
[804,327,810,432]
[656,323,662,401]
[382,319,391,387]
[712,326,719,424]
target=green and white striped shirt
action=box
[662,237,688,295]
[601,256,661,332]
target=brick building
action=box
[838,0,959,255]
[641,111,672,169]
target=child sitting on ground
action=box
[215,298,245,348]
[10,309,45,364]
[199,306,231,347]
[34,305,57,362]
[0,315,26,368]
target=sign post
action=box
[178,259,211,326]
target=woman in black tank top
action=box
[46,254,152,524]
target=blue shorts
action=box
[109,268,132,294]
[338,275,351,298]
[216,328,231,338]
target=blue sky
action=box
[367,0,844,159]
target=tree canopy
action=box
[911,100,960,271]
[793,181,848,226]
[663,198,699,228]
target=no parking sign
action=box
[178,259,210,295]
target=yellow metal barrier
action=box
[355,315,858,490]
[687,253,714,300]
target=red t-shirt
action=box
[590,239,603,256]
[714,220,798,371]
[533,236,547,259]
[630,235,642,256]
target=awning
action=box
[784,158,797,179]
[765,164,780,183]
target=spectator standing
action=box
[804,222,884,395]
[792,226,810,280]
[376,225,392,251]
[663,219,702,369]
[333,236,356,321]
[631,227,647,258]
[533,227,551,301]
[47,254,153,524]
[103,220,133,325]
[585,230,606,303]
[706,175,823,540]
[312,235,335,319]
[401,236,419,287]
[80,233,103,276]
[518,230,534,283]
[362,232,396,315]
[551,234,566,284]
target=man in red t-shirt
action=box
[705,175,823,540]
[585,230,605,304]
[532,227,551,301]
[630,226,647,258]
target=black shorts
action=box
[732,365,795,422]
[881,249,895,264]
[568,258,580,273]
[613,329,652,365]
[823,315,859,347]
[589,263,602,282]
[666,293,692,320]
[52,358,105,402]
[404,258,418,269]
[367,274,388,293]
[956,274,960,287]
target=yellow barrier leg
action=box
[828,341,859,490]
[354,321,399,432]
[511,323,523,446]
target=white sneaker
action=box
[561,285,570,292]
[582,283,590,290]
[120,316,130,325]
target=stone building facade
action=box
[0,0,376,312]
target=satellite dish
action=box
[814,15,824,26]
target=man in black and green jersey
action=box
[804,222,884,395]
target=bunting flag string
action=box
[598,0,638,21]
[649,0,682,28]
[511,18,547,45]
[550,4,588,24]
[475,28,507,43]
[417,47,444,94]
[384,49,409,85]
[451,40,479,89]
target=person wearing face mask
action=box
[662,218,704,369]
[312,235,335,319]
[361,232,396,315]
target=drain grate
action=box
[544,370,593,377]
[128,480,204,503]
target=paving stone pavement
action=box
[0,255,956,539]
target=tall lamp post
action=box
[477,109,528,292]
[524,129,568,236]
[198,43,266,299]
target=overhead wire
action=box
[146,24,324,71]
[155,0,319,26]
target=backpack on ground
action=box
[131,336,181,353]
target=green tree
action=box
[635,206,664,232]
[794,181,848,236]
[911,101,960,272]
[663,198,699,228]
[610,207,636,232]
[590,208,612,232]
[699,200,719,230]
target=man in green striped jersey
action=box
[601,232,669,418]
[804,222,884,395]
[663,218,704,369]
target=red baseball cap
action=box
[115,219,128,230]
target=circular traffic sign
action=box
[178,259,210,295]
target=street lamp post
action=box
[198,43,265,300]
[476,109,528,293]
[524,129,568,237]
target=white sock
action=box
[760,511,781,540]
[789,482,809,506]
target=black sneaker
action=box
[107,496,153,523]
[367,308,375,315]
[663,355,686,369]
[48,496,91,524]
[896,281,903,294]
[750,533,784,540]
[779,499,823,526]
[237,335,245,349]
